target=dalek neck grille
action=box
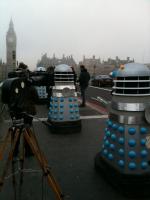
[54,72,74,82]
[54,64,74,83]
[113,76,150,96]
[112,63,150,96]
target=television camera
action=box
[1,68,53,118]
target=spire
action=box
[7,18,16,40]
[9,18,14,30]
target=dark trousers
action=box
[47,87,53,107]
[80,87,87,106]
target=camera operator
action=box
[17,62,39,126]
[23,79,39,125]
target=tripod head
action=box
[10,111,32,129]
[11,118,24,128]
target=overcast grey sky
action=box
[0,0,150,69]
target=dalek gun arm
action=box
[97,96,110,107]
[91,96,110,113]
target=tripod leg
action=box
[26,128,63,195]
[25,128,49,170]
[12,159,17,200]
[11,127,18,200]
[18,132,25,200]
[0,128,12,160]
[0,129,20,190]
[19,131,25,184]
[26,127,45,160]
[26,128,62,198]
[23,128,64,200]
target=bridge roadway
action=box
[0,86,149,200]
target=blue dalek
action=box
[35,86,47,99]
[95,63,150,197]
[47,64,81,133]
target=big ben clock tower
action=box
[6,19,17,72]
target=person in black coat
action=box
[79,65,90,107]
[16,63,39,125]
[23,80,39,125]
[46,66,55,106]
[71,66,77,91]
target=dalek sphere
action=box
[48,64,81,133]
[95,63,150,197]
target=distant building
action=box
[82,55,101,67]
[37,53,77,70]
[6,19,17,73]
[79,55,101,76]
[79,55,134,77]
[104,56,134,67]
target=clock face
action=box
[8,37,14,42]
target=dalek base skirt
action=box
[47,119,81,133]
[95,153,150,197]
[95,63,150,197]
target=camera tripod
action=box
[0,117,64,200]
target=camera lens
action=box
[15,88,19,94]
[21,81,25,88]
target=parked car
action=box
[91,75,113,87]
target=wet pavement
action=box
[0,101,149,200]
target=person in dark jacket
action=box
[17,63,39,126]
[46,66,55,107]
[23,80,39,125]
[79,65,90,107]
[71,66,77,91]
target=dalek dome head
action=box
[54,64,74,83]
[55,64,72,73]
[112,63,150,96]
[114,63,150,77]
[37,66,46,72]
